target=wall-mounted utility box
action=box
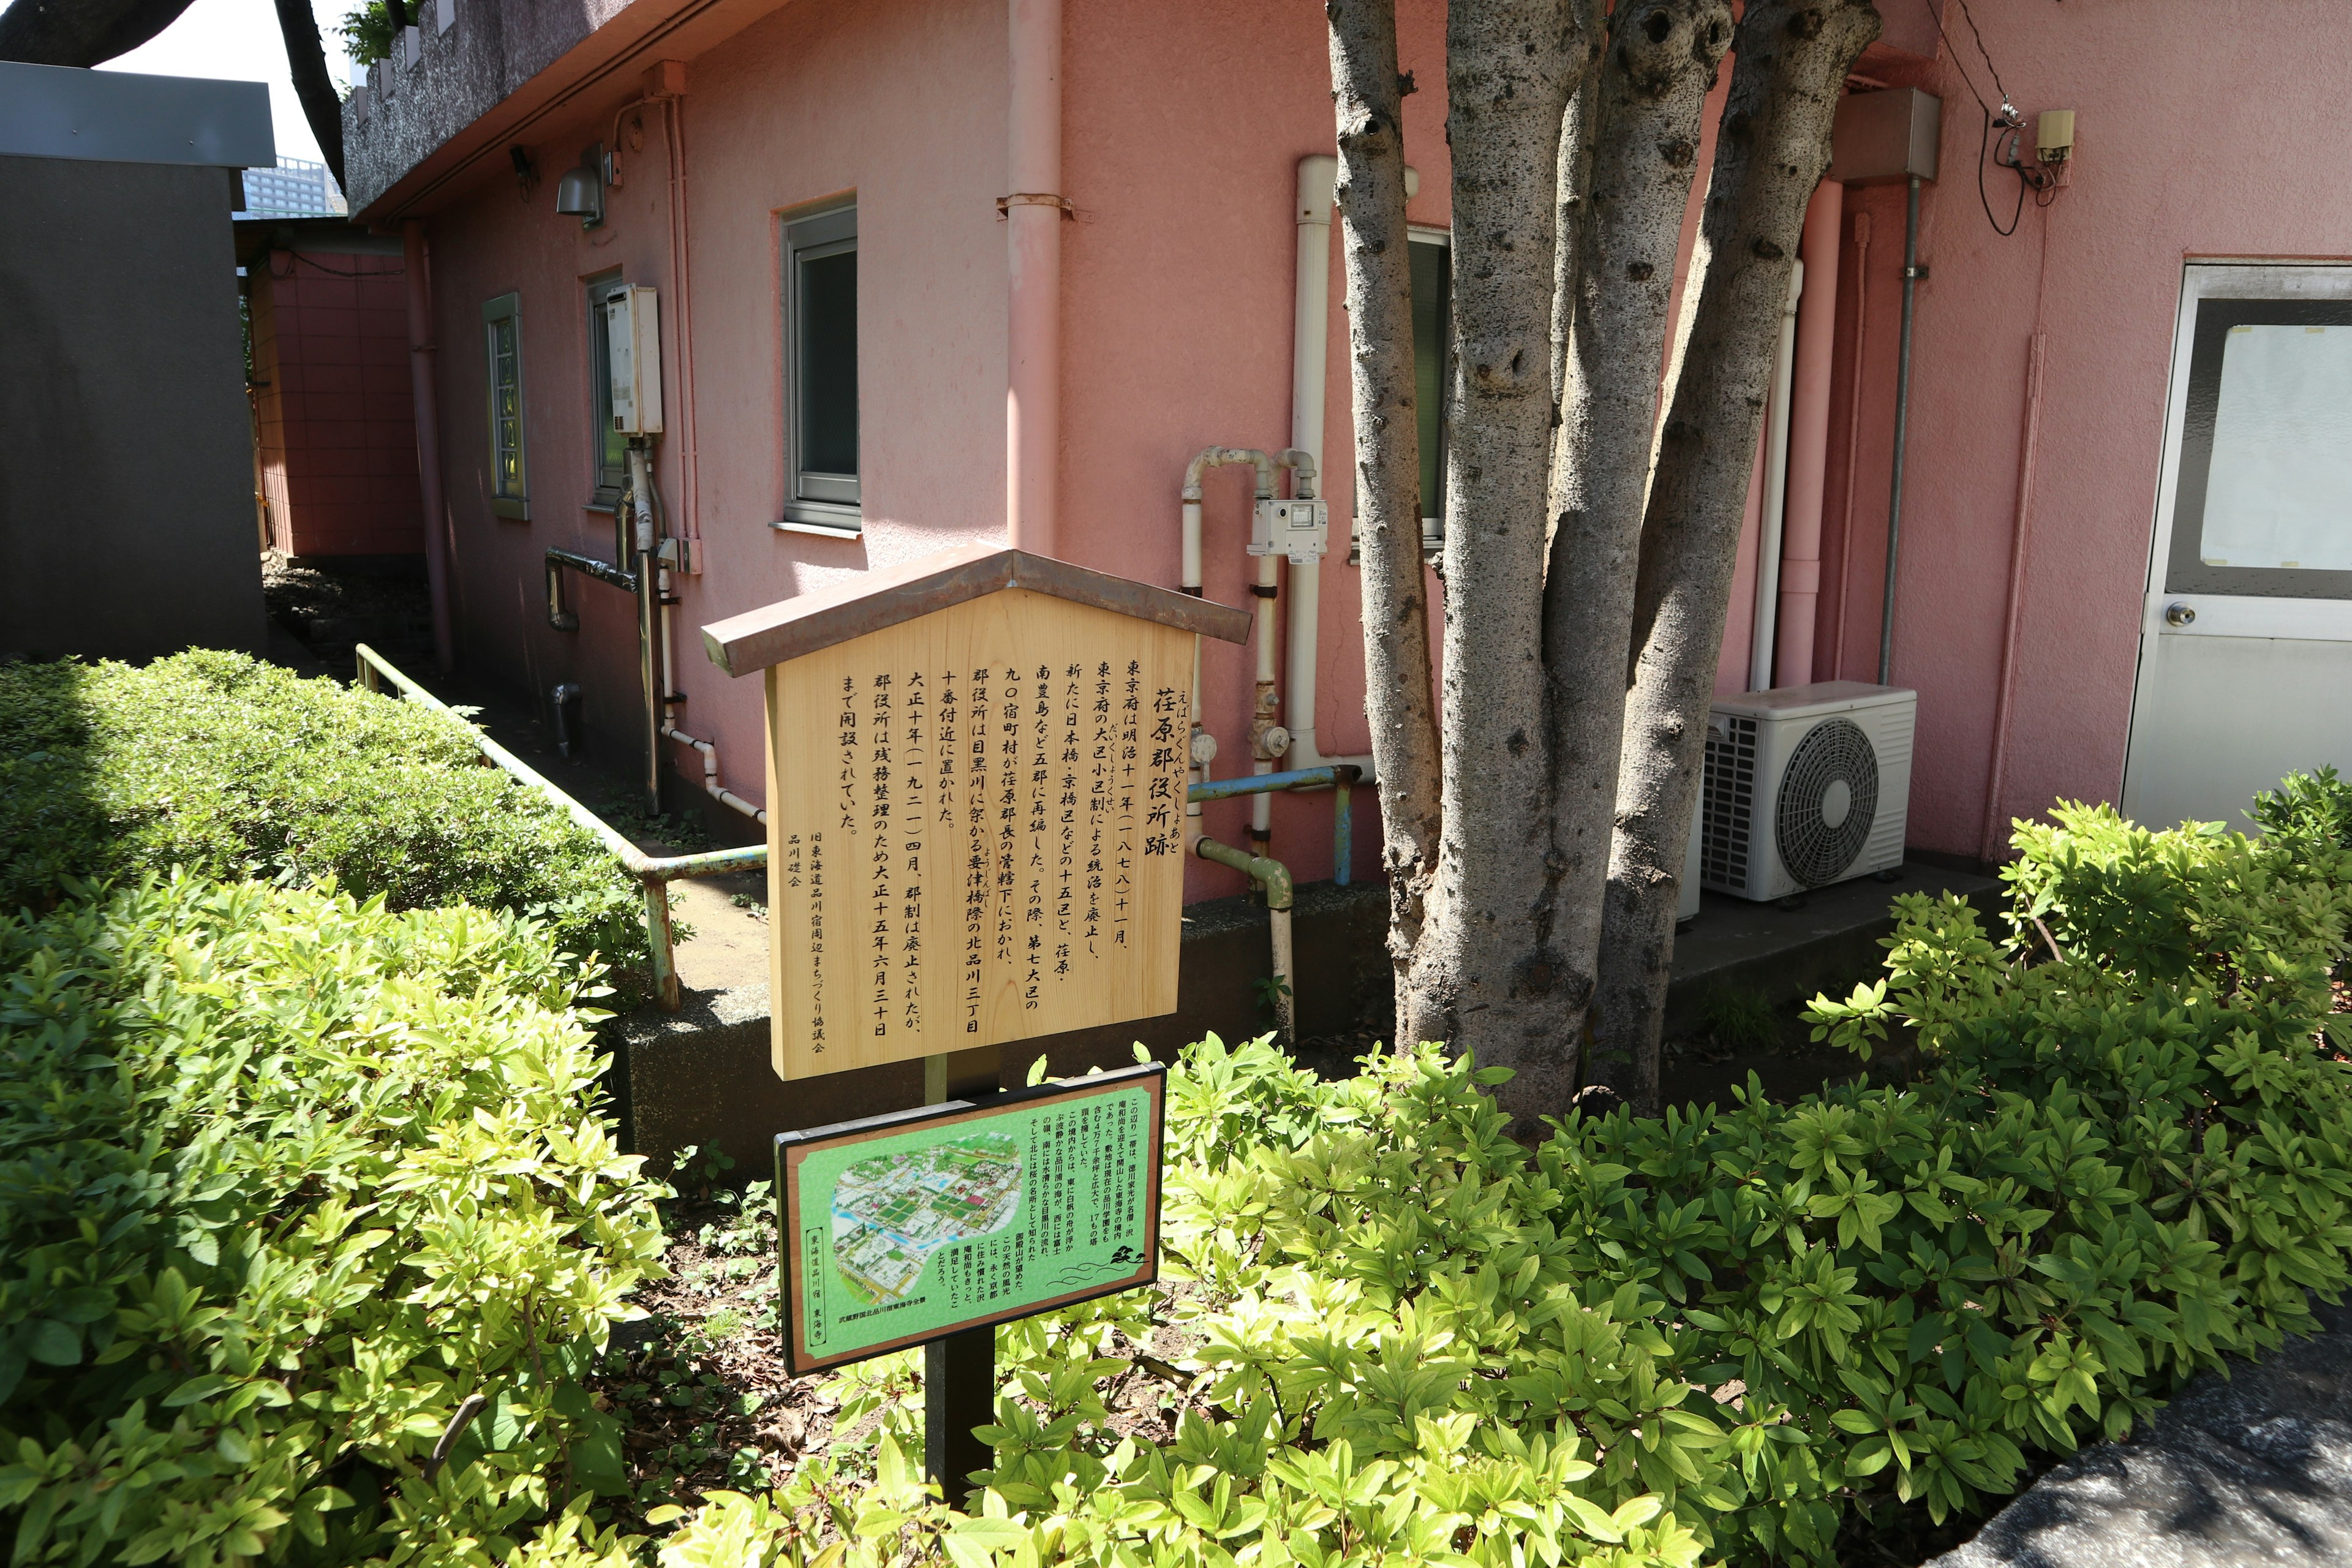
[605,284,662,435]
[1828,88,1941,186]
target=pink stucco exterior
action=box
[384,0,1458,900]
[250,248,422,558]
[356,0,2351,897]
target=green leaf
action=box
[23,1321,79,1368]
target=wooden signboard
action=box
[772,1062,1166,1374]
[704,545,1251,1080]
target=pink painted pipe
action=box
[1005,0,1061,557]
[1774,179,1842,687]
[401,218,455,672]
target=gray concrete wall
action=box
[0,156,264,661]
[341,0,631,212]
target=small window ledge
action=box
[772,502,862,538]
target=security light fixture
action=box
[554,146,605,228]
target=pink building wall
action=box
[1768,0,2352,860]
[415,0,1452,900]
[426,0,1011,832]
[251,250,422,557]
[391,0,2351,899]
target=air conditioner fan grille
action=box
[1775,717,1879,888]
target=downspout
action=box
[1283,154,1381,777]
[1775,180,1842,687]
[1879,174,1921,685]
[626,444,663,817]
[1981,336,2049,862]
[1748,259,1803,692]
[1005,0,1063,555]
[401,218,455,672]
[1827,211,1871,680]
[658,70,699,546]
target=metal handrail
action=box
[353,643,761,1009]
[354,643,1362,1015]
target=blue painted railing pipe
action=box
[1186,763,1360,888]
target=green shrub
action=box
[601,796,2352,1568]
[0,875,668,1565]
[2252,764,2352,861]
[0,652,650,987]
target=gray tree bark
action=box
[1327,0,1447,1049]
[0,0,195,66]
[1539,0,1732,1094]
[1428,0,1599,1128]
[1594,0,1882,1113]
[275,0,346,191]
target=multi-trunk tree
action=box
[1332,0,1880,1123]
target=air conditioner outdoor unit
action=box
[1699,682,1914,902]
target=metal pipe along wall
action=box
[1005,0,1061,556]
[1776,179,1843,687]
[401,219,454,671]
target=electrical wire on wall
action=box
[1921,0,2055,236]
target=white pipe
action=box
[643,457,766,824]
[1282,153,1388,777]
[659,563,765,824]
[1181,446,1273,838]
[1268,904,1295,1041]
[1005,0,1062,554]
[1748,259,1804,693]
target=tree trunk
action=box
[1539,0,1732,1095]
[1594,0,1880,1113]
[275,0,347,191]
[1430,0,1596,1129]
[0,0,195,66]
[1326,0,1446,1049]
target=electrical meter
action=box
[604,285,663,435]
[1247,497,1329,566]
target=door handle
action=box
[2163,601,2196,627]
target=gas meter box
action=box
[604,285,663,435]
[1248,497,1329,566]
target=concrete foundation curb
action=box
[1928,1297,2352,1567]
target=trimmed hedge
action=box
[0,875,668,1565]
[0,652,648,984]
[614,785,2352,1567]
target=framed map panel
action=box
[772,1063,1166,1374]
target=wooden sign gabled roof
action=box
[701,542,1252,677]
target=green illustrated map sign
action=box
[774,1063,1165,1374]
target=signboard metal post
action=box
[922,1047,998,1499]
[707,545,1240,1501]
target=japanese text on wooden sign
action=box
[772,1064,1165,1374]
[764,588,1193,1078]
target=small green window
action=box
[482,292,527,520]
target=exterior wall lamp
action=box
[555,145,605,227]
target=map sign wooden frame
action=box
[704,546,1250,1080]
[772,1063,1166,1374]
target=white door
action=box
[2122,263,2352,832]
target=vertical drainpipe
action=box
[1285,156,1335,769]
[1879,174,1921,686]
[1775,179,1842,687]
[402,218,456,672]
[1747,259,1803,693]
[1005,0,1062,556]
